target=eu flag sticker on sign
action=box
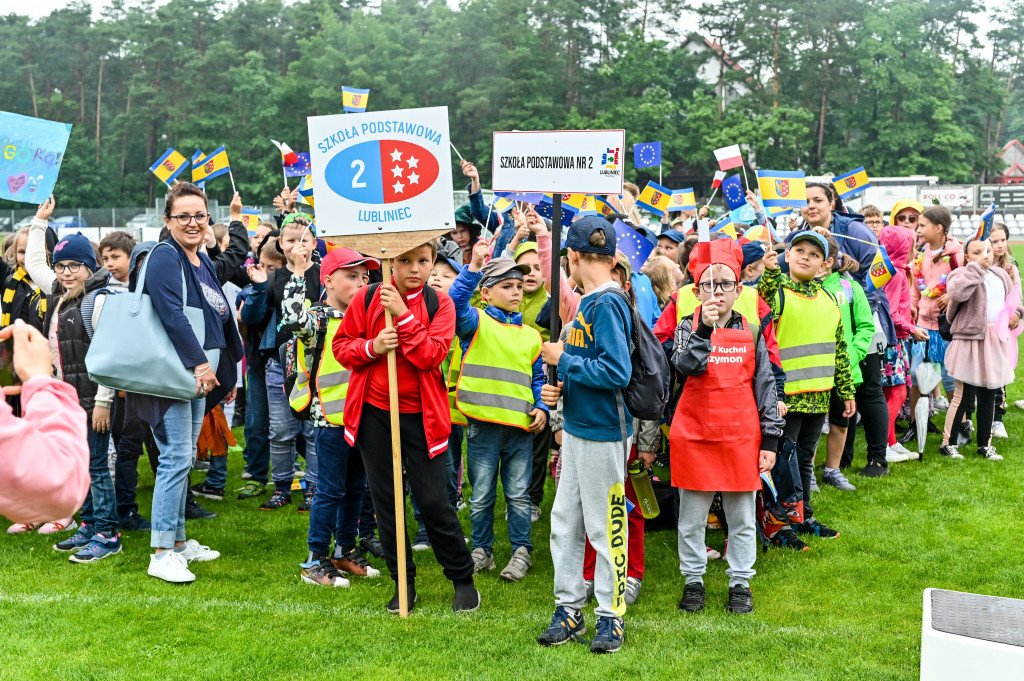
[0,111,72,204]
[307,106,455,239]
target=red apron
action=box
[670,318,761,492]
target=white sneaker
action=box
[149,550,196,583]
[991,421,1008,439]
[933,395,950,411]
[706,546,721,561]
[531,504,541,523]
[1015,400,1024,411]
[979,446,1004,461]
[177,539,220,563]
[885,446,910,463]
[891,443,918,461]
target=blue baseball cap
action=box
[659,229,686,244]
[741,241,767,269]
[788,230,829,258]
[564,216,616,256]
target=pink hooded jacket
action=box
[0,376,90,523]
[879,226,916,339]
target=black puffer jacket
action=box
[43,268,110,411]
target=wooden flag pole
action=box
[381,257,409,618]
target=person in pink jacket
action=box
[0,321,90,524]
[878,225,921,455]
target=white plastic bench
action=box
[921,588,1024,680]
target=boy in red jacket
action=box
[333,242,479,614]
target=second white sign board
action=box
[492,129,625,195]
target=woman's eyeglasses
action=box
[170,213,211,226]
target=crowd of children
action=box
[2,175,1021,655]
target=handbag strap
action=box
[131,241,189,316]
[615,390,630,468]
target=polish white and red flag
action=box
[710,170,727,189]
[713,145,744,171]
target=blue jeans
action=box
[150,398,204,549]
[243,365,270,483]
[265,359,317,488]
[79,418,117,536]
[466,420,533,554]
[308,426,366,553]
[205,453,228,489]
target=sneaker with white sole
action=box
[979,446,1004,461]
[933,395,950,411]
[69,533,122,563]
[38,518,78,535]
[176,539,220,563]
[471,547,495,573]
[939,444,964,459]
[53,524,94,552]
[822,468,856,491]
[148,550,196,583]
[885,445,910,463]
[891,443,918,461]
[991,421,1008,439]
[809,475,820,492]
[706,546,722,561]
[500,547,532,582]
[624,576,642,606]
[411,529,431,552]
[531,505,541,523]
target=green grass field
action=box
[3,253,1024,681]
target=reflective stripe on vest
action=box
[676,284,760,326]
[775,288,841,395]
[455,313,542,430]
[446,339,468,426]
[289,317,350,425]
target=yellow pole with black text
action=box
[381,258,409,617]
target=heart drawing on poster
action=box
[7,173,27,194]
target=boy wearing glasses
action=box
[670,239,783,615]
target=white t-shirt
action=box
[984,270,1003,323]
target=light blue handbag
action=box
[85,242,220,400]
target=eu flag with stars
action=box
[284,152,311,178]
[634,142,661,169]
[722,174,746,210]
[613,219,655,272]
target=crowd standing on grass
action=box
[2,159,1022,655]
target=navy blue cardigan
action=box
[133,238,244,425]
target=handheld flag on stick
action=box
[832,166,871,201]
[190,149,206,190]
[149,148,187,187]
[667,188,697,212]
[490,195,515,214]
[756,170,807,209]
[595,196,616,217]
[613,219,655,272]
[636,181,672,216]
[634,142,661,169]
[240,208,261,235]
[722,174,746,210]
[271,139,298,186]
[867,245,897,291]
[713,145,744,171]
[536,195,574,227]
[705,170,727,207]
[574,195,598,217]
[495,191,544,205]
[192,145,231,184]
[975,204,996,241]
[342,87,370,113]
[711,214,737,239]
[284,152,311,178]
[297,175,314,207]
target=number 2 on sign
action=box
[351,159,366,188]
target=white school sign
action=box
[307,106,456,240]
[491,129,625,195]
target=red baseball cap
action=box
[321,247,380,285]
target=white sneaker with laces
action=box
[979,446,1004,461]
[149,550,196,583]
[891,443,918,460]
[991,421,1008,439]
[624,576,642,606]
[885,446,910,463]
[177,539,220,563]
[933,395,950,411]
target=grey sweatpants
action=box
[550,431,628,619]
[677,489,757,588]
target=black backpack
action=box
[594,289,671,420]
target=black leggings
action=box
[841,354,889,468]
[952,384,1000,449]
[784,411,827,519]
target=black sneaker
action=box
[298,486,314,513]
[770,526,810,551]
[858,461,889,478]
[118,511,151,532]
[537,606,586,646]
[795,517,840,538]
[939,444,965,459]
[360,535,384,558]
[898,424,918,445]
[590,616,624,654]
[386,583,417,614]
[678,582,706,612]
[193,459,210,471]
[190,482,225,501]
[452,581,481,613]
[260,489,292,510]
[727,584,753,614]
[185,497,218,519]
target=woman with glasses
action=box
[132,182,244,583]
[21,196,124,560]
